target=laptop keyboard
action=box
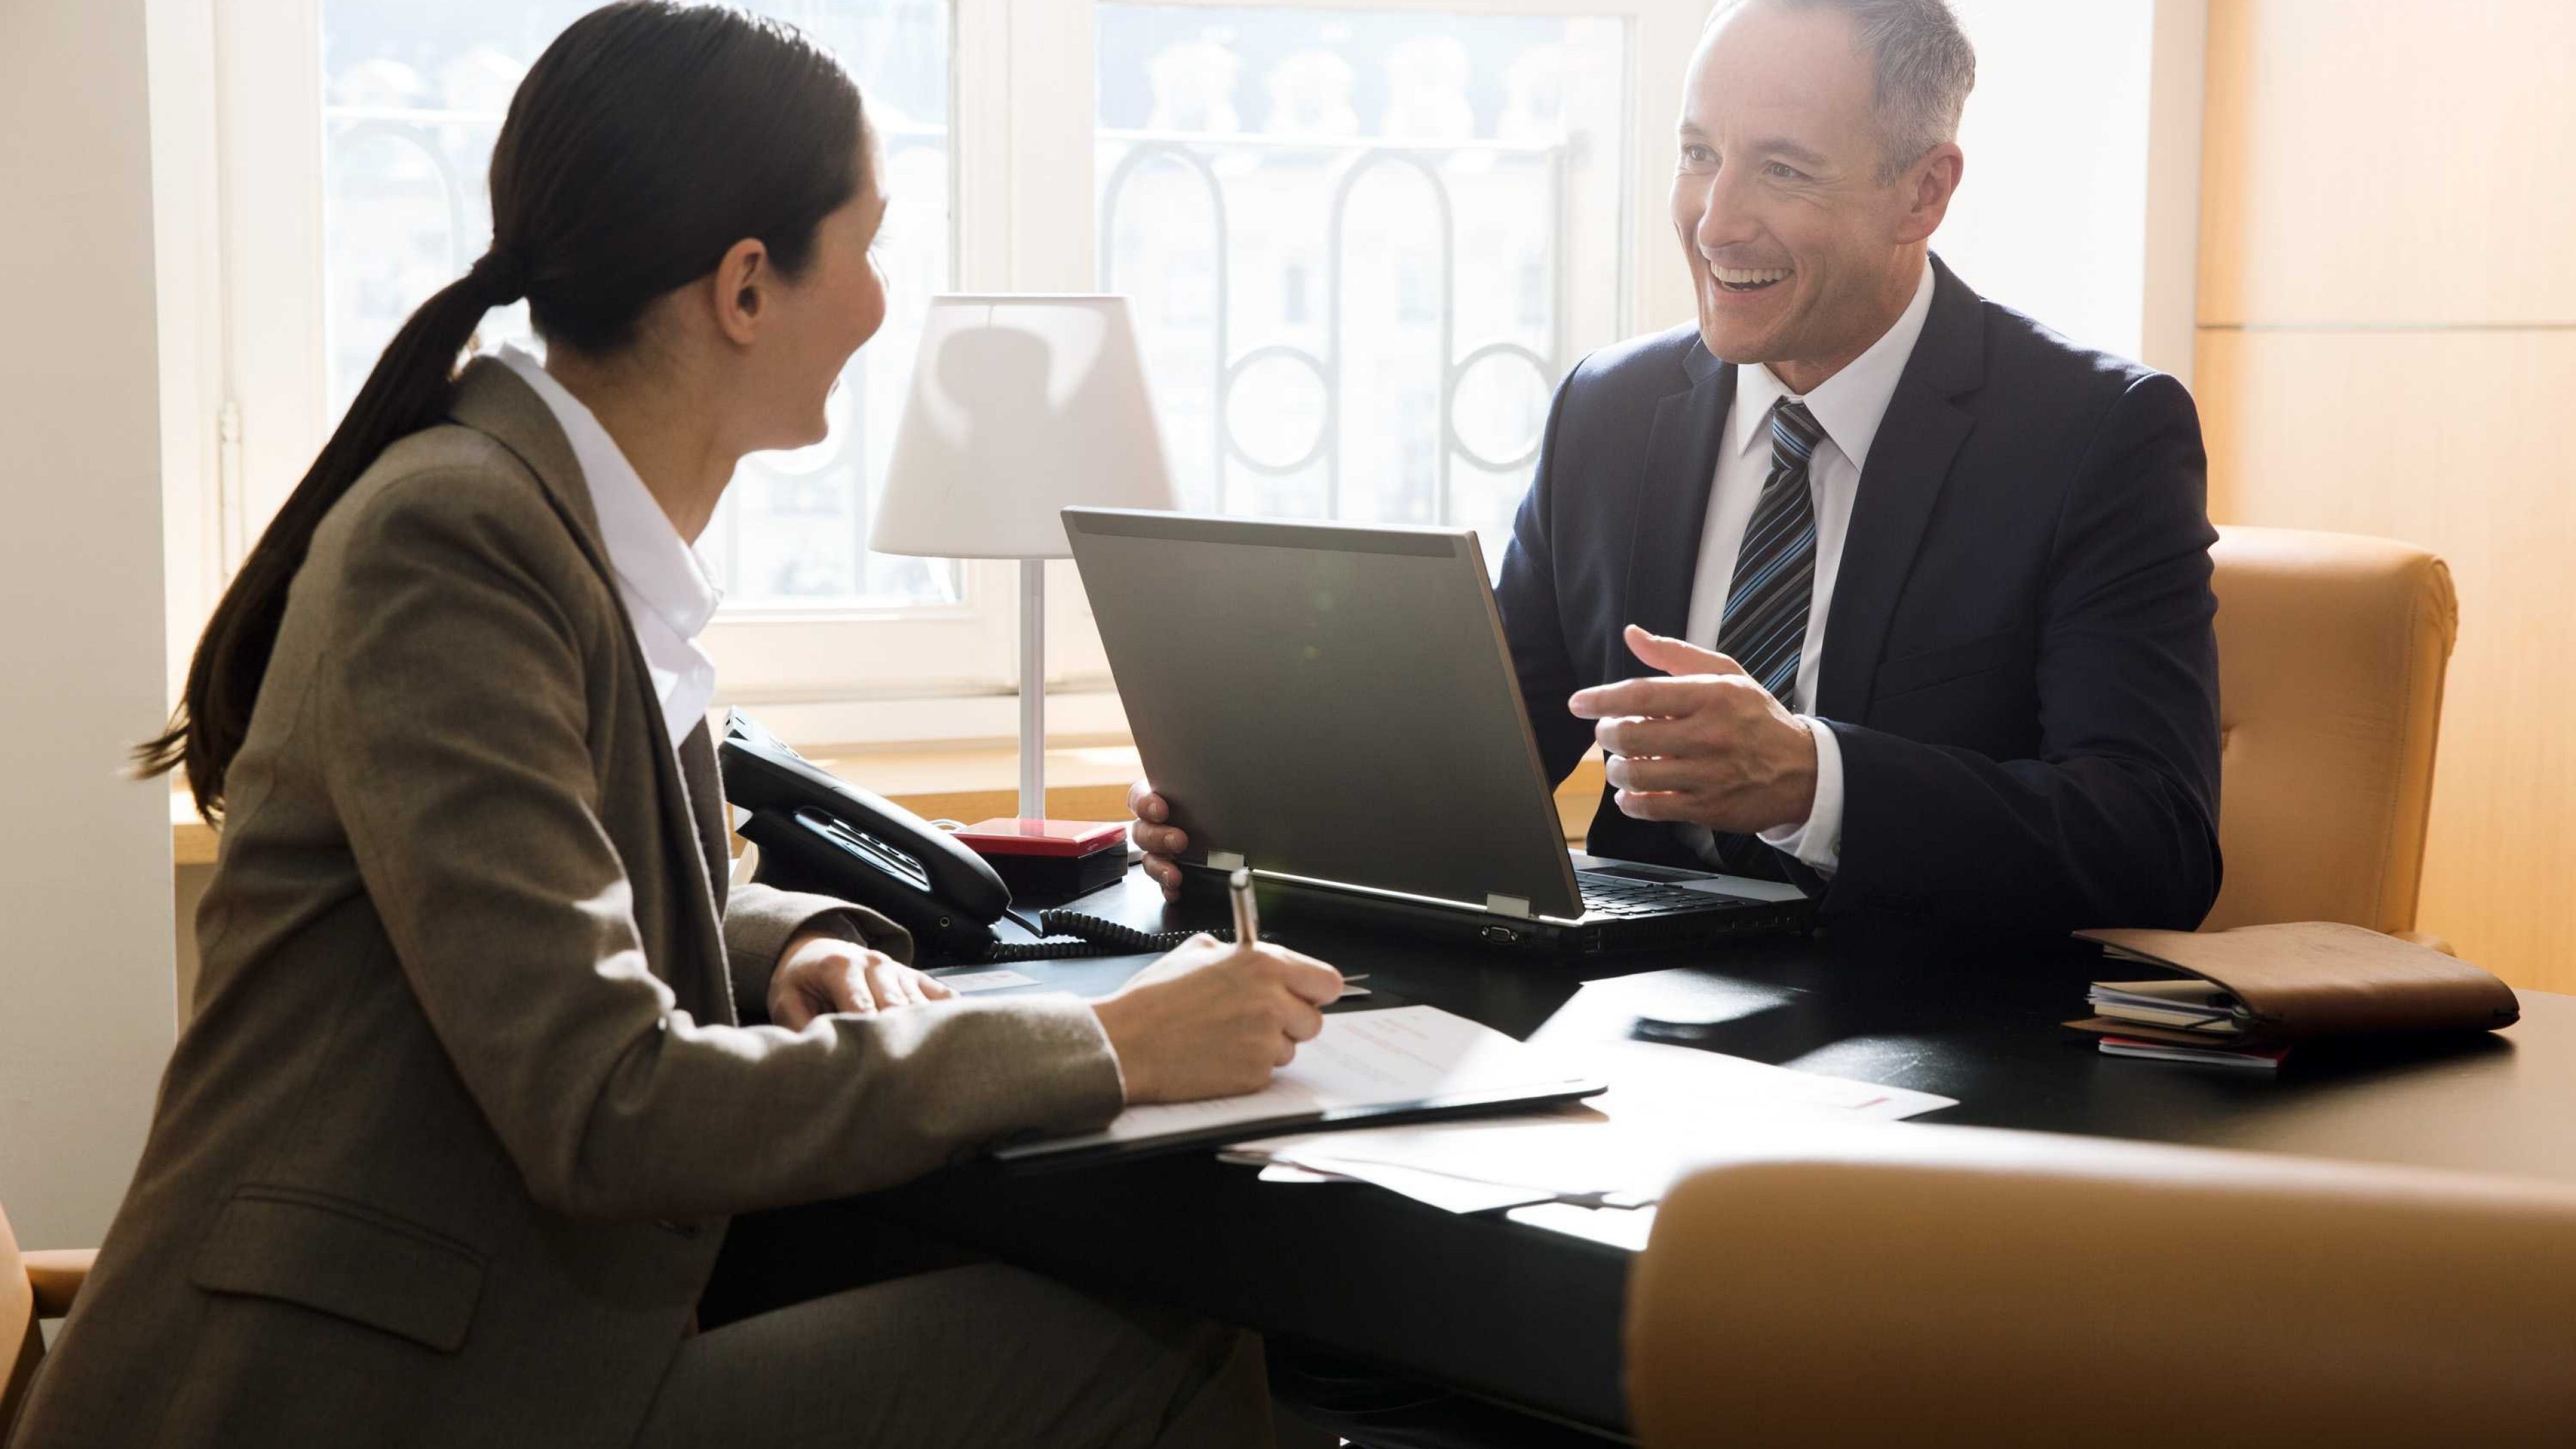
[1576,871,1725,918]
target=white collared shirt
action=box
[1680,262,1938,875]
[497,345,722,758]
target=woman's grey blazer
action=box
[13,360,1126,1448]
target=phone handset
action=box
[735,805,1008,962]
[718,713,1240,966]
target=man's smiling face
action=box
[1670,1,1955,392]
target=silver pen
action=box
[1229,867,1260,945]
[1228,869,1373,995]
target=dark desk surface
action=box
[873,871,2576,1435]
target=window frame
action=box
[164,0,1729,744]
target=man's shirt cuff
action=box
[1756,716,1843,875]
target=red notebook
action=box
[953,818,1128,858]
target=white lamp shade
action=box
[871,294,1180,559]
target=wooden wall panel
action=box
[2200,0,2576,327]
[2199,0,2576,991]
[2197,328,2576,991]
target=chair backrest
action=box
[1627,1124,2576,1448]
[2,1201,40,1438]
[2204,525,2456,933]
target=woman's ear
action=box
[712,237,769,346]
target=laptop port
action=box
[1479,924,1523,945]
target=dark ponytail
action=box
[139,2,866,820]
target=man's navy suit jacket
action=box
[1496,257,2223,934]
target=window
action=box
[203,0,1014,727]
[1935,0,2168,364]
[166,0,2185,744]
[1095,5,1629,564]
[320,3,961,618]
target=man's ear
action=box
[712,237,769,347]
[1894,142,1964,246]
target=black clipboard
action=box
[991,1075,1607,1171]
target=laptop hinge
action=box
[1207,850,1246,871]
[1485,894,1532,919]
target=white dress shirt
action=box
[1679,262,1937,875]
[497,345,722,757]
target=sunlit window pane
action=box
[1938,0,2155,360]
[320,0,955,610]
[1097,6,1629,574]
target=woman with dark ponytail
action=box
[21,6,1337,1446]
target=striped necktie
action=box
[1717,399,1825,700]
[1692,398,1823,878]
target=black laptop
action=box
[1063,508,1812,955]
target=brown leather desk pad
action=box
[2070,921,2520,1046]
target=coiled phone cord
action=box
[981,908,1244,962]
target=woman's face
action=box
[731,133,889,453]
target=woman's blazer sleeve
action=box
[718,882,913,1026]
[311,464,1125,1221]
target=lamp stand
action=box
[1018,557,1046,822]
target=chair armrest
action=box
[1630,1124,2576,1447]
[2392,928,2455,956]
[23,1248,94,1319]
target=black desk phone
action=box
[717,713,1230,967]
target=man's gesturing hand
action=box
[1128,778,1189,901]
[1567,624,1820,835]
[1089,934,1343,1103]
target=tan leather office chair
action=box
[1628,1125,2576,1448]
[2205,525,2456,940]
[1,1202,94,1435]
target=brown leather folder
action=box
[2068,922,2520,1045]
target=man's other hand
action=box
[1128,778,1189,901]
[1568,625,1820,835]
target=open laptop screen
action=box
[1065,507,1583,920]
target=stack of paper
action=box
[1228,1036,1954,1245]
[2096,1036,2290,1069]
[1506,1201,1660,1252]
[2084,978,2287,1069]
[2088,978,2247,1034]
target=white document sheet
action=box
[935,968,1043,994]
[995,1006,1597,1161]
[1572,1039,1954,1126]
[1243,1157,1555,1214]
[1252,1163,1342,1185]
[1232,1038,1955,1214]
[1508,1201,1659,1253]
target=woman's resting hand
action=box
[769,931,957,1029]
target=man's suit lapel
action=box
[1621,346,1735,669]
[446,360,733,1004]
[1815,256,1986,722]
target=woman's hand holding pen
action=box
[1091,933,1343,1104]
[769,931,957,1030]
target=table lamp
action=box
[871,293,1179,826]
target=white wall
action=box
[1632,0,2202,380]
[1937,0,2160,363]
[0,0,176,1250]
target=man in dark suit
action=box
[1133,0,2220,942]
[1509,0,2220,935]
[1140,0,2220,1442]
